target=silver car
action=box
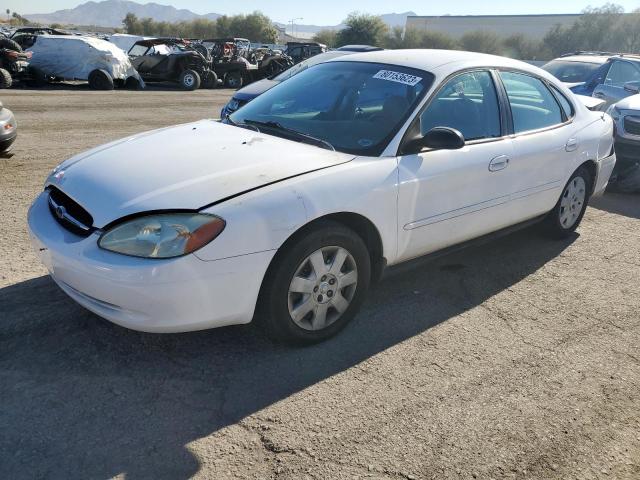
[607,95,640,192]
[0,100,17,153]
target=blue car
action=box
[543,52,640,108]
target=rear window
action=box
[542,60,602,83]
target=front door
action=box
[397,70,516,262]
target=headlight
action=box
[99,213,225,259]
[606,105,620,121]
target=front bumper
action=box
[27,191,275,333]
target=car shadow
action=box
[590,192,640,220]
[0,227,576,479]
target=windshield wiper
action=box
[224,116,260,132]
[242,119,335,151]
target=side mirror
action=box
[624,81,640,94]
[402,127,465,154]
[423,127,465,150]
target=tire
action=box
[0,37,22,52]
[179,69,200,90]
[258,221,371,345]
[0,68,12,89]
[543,166,592,239]
[26,66,47,87]
[201,71,218,89]
[88,69,114,90]
[124,76,142,90]
[224,71,243,89]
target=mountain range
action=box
[25,0,221,28]
[25,0,416,35]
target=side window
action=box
[605,61,640,86]
[550,85,574,120]
[420,71,501,141]
[500,71,563,133]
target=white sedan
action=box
[28,50,616,344]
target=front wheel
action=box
[224,71,243,89]
[88,69,114,90]
[179,69,200,90]
[543,166,591,238]
[0,68,12,89]
[258,222,371,345]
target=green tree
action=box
[460,30,502,54]
[502,34,544,60]
[123,13,141,34]
[336,12,388,47]
[418,30,458,49]
[312,29,338,48]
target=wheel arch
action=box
[577,159,598,195]
[263,211,387,289]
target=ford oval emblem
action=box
[55,205,66,220]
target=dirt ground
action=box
[0,86,639,480]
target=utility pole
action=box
[289,17,303,39]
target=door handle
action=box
[565,138,579,152]
[488,155,509,172]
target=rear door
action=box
[497,70,576,220]
[593,59,640,107]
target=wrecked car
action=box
[128,38,217,90]
[10,27,72,50]
[0,37,37,88]
[27,35,144,90]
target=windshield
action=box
[273,51,345,81]
[229,61,432,156]
[542,60,603,83]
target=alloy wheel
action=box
[559,176,586,228]
[287,246,358,331]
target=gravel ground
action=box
[0,86,639,480]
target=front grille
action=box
[47,187,94,236]
[623,116,640,136]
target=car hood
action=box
[234,78,279,100]
[614,93,640,111]
[46,120,354,228]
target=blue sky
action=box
[17,0,640,25]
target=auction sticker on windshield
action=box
[373,70,423,86]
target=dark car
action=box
[284,42,326,63]
[0,36,36,88]
[543,52,640,108]
[128,38,217,90]
[199,38,258,89]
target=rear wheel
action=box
[0,68,12,89]
[179,69,200,90]
[224,71,243,89]
[258,221,371,345]
[26,67,47,87]
[201,71,218,89]
[88,69,114,90]
[544,166,591,238]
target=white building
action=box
[405,14,582,40]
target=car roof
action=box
[552,55,611,64]
[327,49,541,76]
[336,45,383,52]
